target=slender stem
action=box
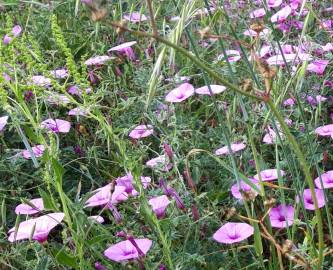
[146,0,158,36]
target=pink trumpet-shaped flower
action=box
[195,84,226,96]
[123,12,148,23]
[129,124,154,139]
[307,60,329,75]
[165,83,194,103]
[31,75,52,87]
[267,0,282,8]
[3,25,22,45]
[315,171,333,189]
[68,107,88,116]
[22,145,45,159]
[0,116,9,132]
[271,5,292,23]
[297,189,326,210]
[8,212,65,243]
[108,41,137,61]
[40,119,71,133]
[262,126,284,144]
[148,195,171,219]
[85,185,128,208]
[104,238,152,262]
[214,143,246,156]
[266,54,297,66]
[115,173,151,196]
[51,68,68,79]
[146,155,172,171]
[269,205,295,228]
[217,50,241,63]
[15,198,44,215]
[250,8,266,18]
[315,124,333,138]
[231,180,259,200]
[253,169,285,182]
[213,222,254,244]
[283,98,295,106]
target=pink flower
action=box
[3,35,12,45]
[31,75,52,87]
[315,124,333,138]
[195,84,226,96]
[115,173,151,196]
[243,28,270,37]
[250,8,266,18]
[15,198,44,215]
[266,54,297,66]
[267,0,282,8]
[40,119,71,133]
[283,98,295,106]
[22,145,45,159]
[88,216,105,224]
[297,189,326,210]
[213,222,254,244]
[263,126,284,144]
[253,169,285,182]
[307,60,329,75]
[104,238,152,262]
[68,107,88,116]
[322,43,333,52]
[108,41,137,61]
[218,50,241,63]
[84,55,112,66]
[315,171,333,189]
[146,155,172,171]
[123,12,148,23]
[67,85,92,96]
[85,185,128,208]
[165,83,194,103]
[148,195,171,219]
[271,5,292,23]
[0,116,8,132]
[214,143,246,156]
[51,69,68,79]
[269,205,295,228]
[47,94,70,106]
[129,124,154,139]
[231,180,259,200]
[12,25,22,37]
[8,212,65,243]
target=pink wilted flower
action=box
[115,173,151,196]
[213,222,254,244]
[15,198,44,215]
[85,185,128,208]
[108,41,137,61]
[31,75,52,87]
[250,8,266,18]
[315,171,333,189]
[195,84,226,96]
[22,145,45,159]
[217,50,241,63]
[40,119,71,133]
[159,179,185,210]
[253,169,285,182]
[68,107,88,116]
[50,68,68,79]
[269,205,295,228]
[104,238,152,262]
[0,116,9,132]
[146,155,172,171]
[315,124,333,138]
[148,195,171,219]
[271,5,292,23]
[297,189,326,210]
[231,180,259,200]
[68,85,92,96]
[267,0,282,8]
[3,25,22,45]
[123,12,148,23]
[165,83,194,103]
[84,55,112,66]
[214,143,246,156]
[8,212,65,243]
[307,60,329,75]
[262,126,284,144]
[129,124,154,139]
[88,216,105,224]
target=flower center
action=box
[176,93,185,99]
[306,198,314,204]
[278,216,286,222]
[228,233,240,240]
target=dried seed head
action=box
[198,27,211,39]
[91,8,108,22]
[282,239,293,254]
[116,20,128,35]
[225,207,237,220]
[240,79,253,92]
[241,189,257,201]
[264,198,276,208]
[250,22,265,34]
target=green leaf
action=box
[35,256,49,270]
[39,189,57,211]
[52,247,78,269]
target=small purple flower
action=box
[123,12,148,23]
[108,41,137,61]
[129,125,154,139]
[84,55,112,66]
[165,83,194,103]
[159,179,185,210]
[217,50,241,63]
[253,169,285,182]
[315,171,333,189]
[297,189,326,210]
[163,142,174,160]
[22,145,45,159]
[269,205,295,228]
[283,98,295,106]
[231,180,259,200]
[47,94,70,106]
[51,68,68,79]
[146,155,172,171]
[271,5,292,23]
[68,107,88,116]
[213,222,254,244]
[104,238,152,262]
[31,76,51,87]
[214,143,246,156]
[148,195,171,219]
[267,0,282,8]
[307,60,329,75]
[15,198,44,215]
[315,124,333,138]
[115,173,151,196]
[250,8,266,19]
[40,119,71,133]
[24,91,34,102]
[94,262,107,270]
